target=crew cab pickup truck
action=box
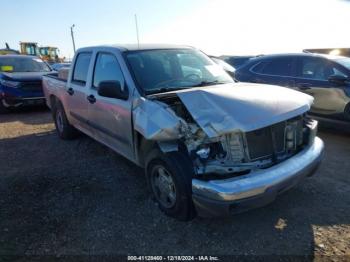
[43,44,324,220]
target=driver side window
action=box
[93,53,125,89]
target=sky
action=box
[2,0,350,59]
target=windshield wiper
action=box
[190,80,228,87]
[146,86,190,95]
[145,81,230,95]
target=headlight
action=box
[0,79,21,88]
[221,132,245,163]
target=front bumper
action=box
[192,136,324,217]
[1,94,46,108]
[0,85,45,108]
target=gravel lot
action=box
[0,108,349,259]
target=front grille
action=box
[246,126,275,160]
[245,117,303,161]
[18,81,42,92]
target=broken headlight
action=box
[220,132,245,163]
[191,132,245,166]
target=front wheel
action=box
[146,150,196,221]
[53,101,79,139]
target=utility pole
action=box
[70,24,76,53]
[134,14,140,48]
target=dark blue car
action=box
[235,53,350,123]
[0,55,51,112]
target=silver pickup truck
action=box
[42,44,324,220]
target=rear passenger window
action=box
[72,53,92,85]
[93,53,125,89]
[252,58,293,77]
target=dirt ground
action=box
[0,108,349,259]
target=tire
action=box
[146,149,196,221]
[53,101,78,139]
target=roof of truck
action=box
[80,44,194,52]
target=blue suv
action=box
[0,55,51,112]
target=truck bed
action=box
[42,73,67,109]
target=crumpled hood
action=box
[1,72,49,82]
[176,83,313,137]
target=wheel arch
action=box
[134,131,158,167]
[49,94,58,109]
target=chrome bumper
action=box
[192,137,324,202]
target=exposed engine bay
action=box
[135,92,317,178]
[132,84,316,178]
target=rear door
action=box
[250,57,296,88]
[86,51,134,160]
[294,56,350,119]
[65,52,93,134]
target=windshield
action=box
[336,58,350,71]
[0,57,51,73]
[126,49,233,94]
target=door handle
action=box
[87,94,96,104]
[67,88,74,95]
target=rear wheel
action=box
[146,150,196,221]
[53,101,78,139]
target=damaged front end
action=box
[133,84,316,179]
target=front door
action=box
[86,52,134,160]
[294,57,350,120]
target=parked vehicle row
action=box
[235,53,350,124]
[42,44,324,220]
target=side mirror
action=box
[328,75,348,85]
[97,80,128,100]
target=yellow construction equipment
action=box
[20,42,40,56]
[39,46,63,63]
[17,42,63,63]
